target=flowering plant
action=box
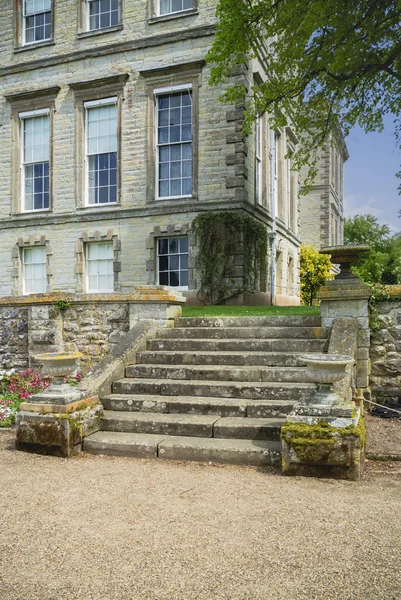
[0,368,51,427]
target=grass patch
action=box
[181,305,320,317]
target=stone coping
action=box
[20,396,100,415]
[0,288,186,306]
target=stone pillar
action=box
[318,245,371,392]
[318,276,371,390]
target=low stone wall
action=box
[370,290,401,407]
[0,288,184,373]
[0,306,29,369]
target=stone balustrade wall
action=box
[0,289,183,373]
[370,296,401,407]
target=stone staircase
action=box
[83,315,329,466]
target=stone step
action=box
[158,436,282,466]
[213,416,284,440]
[137,351,310,367]
[102,411,219,438]
[157,326,328,340]
[83,431,282,466]
[83,431,167,458]
[148,338,328,353]
[101,411,284,440]
[112,378,315,401]
[126,364,309,383]
[101,394,295,417]
[175,316,322,328]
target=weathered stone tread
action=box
[101,394,295,417]
[158,436,282,466]
[157,326,328,340]
[213,416,284,440]
[112,378,315,401]
[175,316,322,328]
[137,350,313,367]
[149,338,328,352]
[83,431,167,457]
[102,411,219,437]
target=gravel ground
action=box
[366,414,401,460]
[0,430,400,600]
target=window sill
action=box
[14,40,55,53]
[148,9,199,24]
[156,195,194,202]
[77,24,124,39]
[77,203,121,211]
[13,209,52,216]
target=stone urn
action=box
[320,244,369,279]
[33,352,84,405]
[300,353,354,405]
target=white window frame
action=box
[86,0,119,32]
[22,0,52,46]
[22,246,47,295]
[255,116,263,205]
[154,83,193,201]
[85,241,114,293]
[156,236,189,291]
[84,97,118,207]
[19,108,50,214]
[157,0,193,17]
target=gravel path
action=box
[0,431,400,600]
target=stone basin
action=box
[320,244,369,279]
[35,352,83,382]
[300,353,354,385]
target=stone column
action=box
[319,245,371,391]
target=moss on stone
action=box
[281,418,366,464]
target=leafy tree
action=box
[300,244,333,305]
[207,0,401,189]
[344,214,401,284]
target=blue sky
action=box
[344,114,401,234]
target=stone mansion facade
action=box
[0,0,347,305]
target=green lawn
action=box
[181,305,320,317]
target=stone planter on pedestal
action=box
[318,244,371,391]
[16,352,102,457]
[281,353,366,481]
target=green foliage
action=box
[368,283,401,330]
[344,214,401,284]
[300,244,333,306]
[207,0,401,190]
[193,211,267,305]
[53,299,71,313]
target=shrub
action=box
[300,244,333,305]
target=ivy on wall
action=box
[192,211,268,305]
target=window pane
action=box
[170,271,179,286]
[23,246,46,294]
[168,238,179,254]
[180,270,188,287]
[88,151,117,205]
[156,91,192,198]
[157,237,188,288]
[86,242,114,292]
[158,239,168,255]
[159,271,168,285]
[87,103,117,154]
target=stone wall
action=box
[0,288,183,373]
[0,306,29,369]
[370,297,401,407]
